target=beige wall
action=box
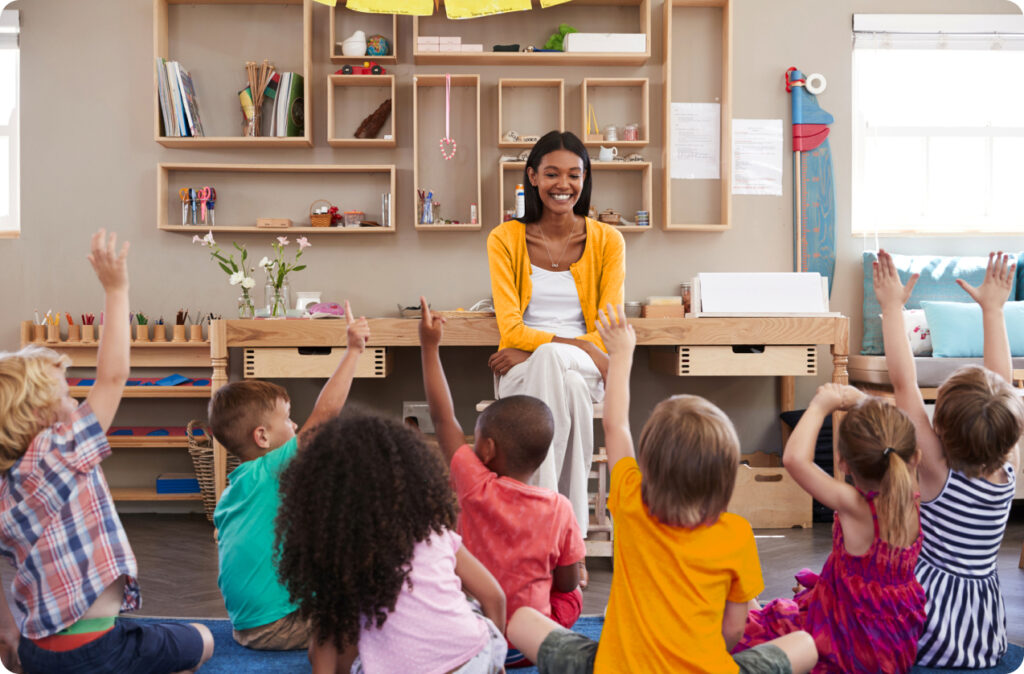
[4,0,1018,509]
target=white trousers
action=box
[496,342,605,535]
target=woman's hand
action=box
[488,348,531,376]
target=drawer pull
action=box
[298,347,332,356]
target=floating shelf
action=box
[111,488,202,502]
[327,75,396,148]
[108,436,191,450]
[581,77,650,148]
[329,1,398,64]
[497,79,564,149]
[70,386,212,399]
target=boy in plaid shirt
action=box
[0,230,214,673]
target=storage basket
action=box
[309,199,335,228]
[187,420,241,522]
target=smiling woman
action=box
[486,131,626,555]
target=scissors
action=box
[198,187,212,225]
[190,188,198,225]
[205,187,216,227]
[178,188,191,225]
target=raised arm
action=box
[957,251,1015,383]
[85,229,130,431]
[595,304,636,474]
[300,301,369,437]
[419,297,465,464]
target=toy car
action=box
[335,61,386,75]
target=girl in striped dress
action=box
[875,250,1024,668]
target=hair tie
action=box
[883,447,895,457]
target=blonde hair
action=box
[838,397,918,547]
[934,365,1024,478]
[0,346,72,471]
[636,395,740,528]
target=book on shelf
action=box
[156,59,205,138]
[155,57,173,136]
[284,72,304,138]
[177,66,205,137]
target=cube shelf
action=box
[329,1,398,64]
[581,78,650,148]
[327,74,396,148]
[497,79,564,149]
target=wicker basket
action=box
[309,199,334,227]
[187,420,241,522]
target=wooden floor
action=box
[3,512,1022,644]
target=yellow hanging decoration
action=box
[312,0,337,6]
[444,0,530,20]
[347,0,434,15]
[539,0,572,7]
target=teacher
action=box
[486,130,626,551]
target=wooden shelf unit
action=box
[70,386,212,399]
[412,74,481,231]
[581,78,650,148]
[411,0,649,66]
[154,0,313,148]
[158,163,397,233]
[497,79,564,148]
[329,1,398,64]
[327,75,396,148]
[662,0,732,231]
[497,161,652,232]
[111,488,202,502]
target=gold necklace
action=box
[538,218,578,269]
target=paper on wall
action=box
[732,119,783,195]
[670,103,720,180]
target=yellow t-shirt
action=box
[595,458,763,674]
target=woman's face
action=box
[527,149,585,217]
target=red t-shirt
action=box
[450,445,585,620]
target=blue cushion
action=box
[922,300,1024,357]
[860,252,1022,355]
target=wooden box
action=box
[641,304,685,318]
[649,345,817,376]
[243,347,390,379]
[727,451,812,529]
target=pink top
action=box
[356,529,488,674]
[450,445,585,620]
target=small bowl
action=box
[624,301,643,318]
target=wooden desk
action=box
[209,315,849,499]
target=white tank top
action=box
[523,264,587,338]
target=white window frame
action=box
[0,8,19,237]
[851,14,1024,237]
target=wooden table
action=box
[209,315,850,499]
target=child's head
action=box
[636,395,740,528]
[208,380,296,460]
[474,395,554,478]
[933,365,1024,478]
[275,408,457,648]
[0,346,74,470]
[838,396,918,546]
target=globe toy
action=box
[366,35,390,56]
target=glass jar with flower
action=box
[260,235,310,317]
[192,231,257,318]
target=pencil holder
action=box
[32,324,45,342]
[66,325,81,342]
[172,325,187,343]
[189,325,204,342]
[135,325,150,342]
[45,325,59,343]
[81,325,95,343]
[97,325,104,342]
[152,325,167,342]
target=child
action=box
[875,249,1023,668]
[274,409,508,674]
[507,304,818,674]
[209,301,369,651]
[0,230,214,673]
[419,298,585,667]
[735,385,926,673]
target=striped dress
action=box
[916,464,1016,668]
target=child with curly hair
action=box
[275,409,508,674]
[735,385,926,673]
[0,230,214,673]
[876,250,1023,668]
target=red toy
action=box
[335,61,386,75]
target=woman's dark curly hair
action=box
[274,407,457,649]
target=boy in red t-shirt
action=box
[419,298,585,668]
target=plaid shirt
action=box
[0,402,140,638]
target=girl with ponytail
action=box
[733,384,926,673]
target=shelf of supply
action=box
[330,1,398,63]
[497,79,564,148]
[413,74,481,231]
[70,386,212,399]
[108,436,192,450]
[662,0,732,231]
[153,0,313,147]
[111,488,202,502]
[158,163,397,233]
[581,77,649,147]
[327,75,396,148]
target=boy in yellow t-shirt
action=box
[507,305,820,674]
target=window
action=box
[0,9,18,237]
[852,14,1024,236]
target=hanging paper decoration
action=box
[444,0,530,19]
[440,74,457,160]
[346,0,433,16]
[312,0,337,6]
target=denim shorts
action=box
[18,619,205,674]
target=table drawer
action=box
[649,345,817,376]
[243,347,390,379]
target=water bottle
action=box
[515,183,525,219]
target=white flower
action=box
[229,271,245,286]
[276,236,289,246]
[296,236,311,250]
[241,276,255,289]
[192,235,202,244]
[202,231,215,246]
[259,256,272,269]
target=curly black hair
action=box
[274,407,458,650]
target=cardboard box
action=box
[417,44,440,52]
[460,44,483,52]
[438,36,461,45]
[563,33,647,53]
[727,452,812,528]
[416,36,440,46]
[641,305,686,318]
[439,43,462,52]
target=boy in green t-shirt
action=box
[209,303,370,650]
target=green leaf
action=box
[218,262,232,275]
[292,265,306,272]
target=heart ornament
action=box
[440,137,457,160]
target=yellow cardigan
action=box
[487,217,625,352]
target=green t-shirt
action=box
[214,436,299,630]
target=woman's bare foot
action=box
[578,560,589,590]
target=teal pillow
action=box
[860,252,1023,355]
[921,300,1024,357]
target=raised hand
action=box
[873,249,917,311]
[418,296,445,349]
[810,383,866,414]
[88,229,130,292]
[344,300,370,352]
[957,251,1016,312]
[596,303,636,357]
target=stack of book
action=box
[156,58,205,137]
[268,72,304,137]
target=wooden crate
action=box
[727,451,811,529]
[243,347,390,379]
[649,345,817,376]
